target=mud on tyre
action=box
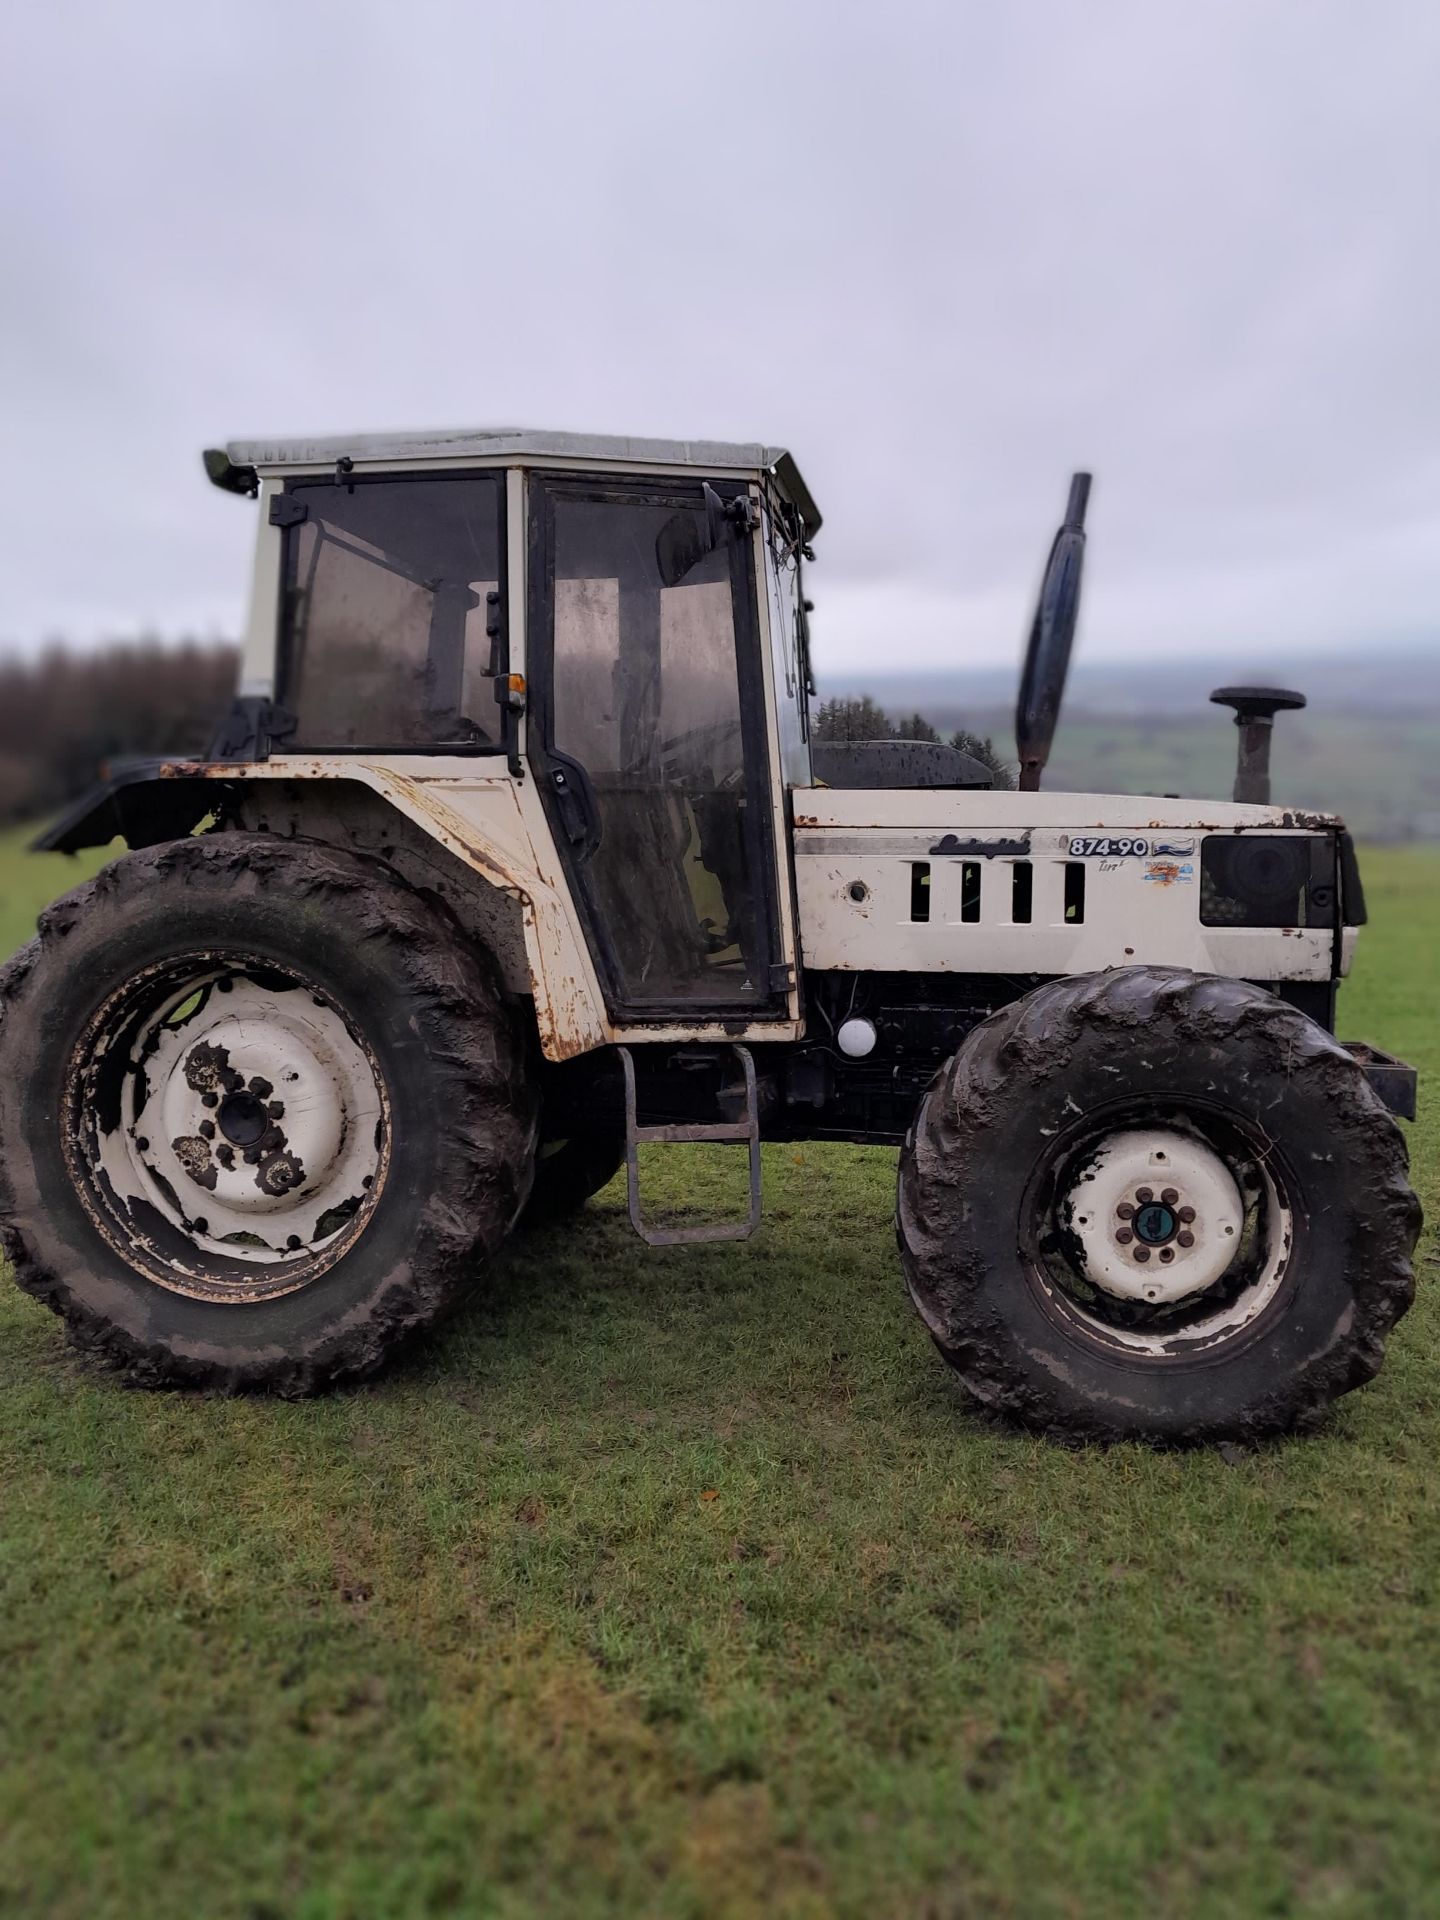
[898,967,1421,1444]
[0,833,536,1394]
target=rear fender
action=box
[31,762,609,1062]
[32,762,221,854]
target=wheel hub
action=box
[1133,1201,1178,1245]
[217,1087,270,1147]
[1064,1127,1244,1306]
[74,960,389,1299]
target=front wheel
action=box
[522,1131,625,1228]
[898,968,1421,1444]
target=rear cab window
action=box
[277,473,504,751]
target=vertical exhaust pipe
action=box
[1208,687,1307,805]
[1015,473,1091,792]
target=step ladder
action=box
[617,1044,763,1247]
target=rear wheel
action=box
[898,967,1421,1443]
[0,834,536,1393]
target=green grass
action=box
[0,833,1436,1918]
[0,827,113,956]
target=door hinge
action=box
[207,696,298,761]
[268,493,308,528]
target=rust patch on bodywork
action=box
[376,773,531,903]
[1278,808,1338,832]
[158,759,252,779]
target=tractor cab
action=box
[201,430,822,1027]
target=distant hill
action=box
[818,647,1440,841]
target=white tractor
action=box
[0,430,1420,1441]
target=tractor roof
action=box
[211,427,821,534]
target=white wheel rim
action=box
[1038,1115,1293,1356]
[1067,1129,1243,1306]
[68,957,389,1302]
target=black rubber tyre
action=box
[522,1131,624,1228]
[897,967,1421,1444]
[0,834,537,1394]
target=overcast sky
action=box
[3,1,1438,681]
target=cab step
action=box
[617,1044,763,1246]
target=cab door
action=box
[527,473,787,1020]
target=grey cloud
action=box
[1,0,1437,672]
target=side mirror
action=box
[654,482,731,588]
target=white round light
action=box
[837,1017,878,1058]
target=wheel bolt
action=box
[1136,1187,1154,1204]
[1116,1202,1135,1221]
[1178,1231,1195,1248]
[1133,1246,1151,1262]
[1178,1206,1196,1223]
[1116,1228,1134,1244]
[1159,1248,1174,1263]
[1160,1187,1179,1206]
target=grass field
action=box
[1,829,1436,1918]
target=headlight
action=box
[1200,834,1336,928]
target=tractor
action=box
[0,429,1420,1441]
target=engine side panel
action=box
[792,790,1352,984]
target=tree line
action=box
[812,695,1013,784]
[0,641,238,827]
[0,643,1011,831]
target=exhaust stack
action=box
[1015,473,1091,792]
[1209,686,1306,806]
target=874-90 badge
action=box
[1067,836,1149,858]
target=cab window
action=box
[278,473,504,750]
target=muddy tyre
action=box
[523,1131,624,1227]
[0,834,536,1394]
[898,967,1420,1444]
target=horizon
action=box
[8,628,1435,713]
